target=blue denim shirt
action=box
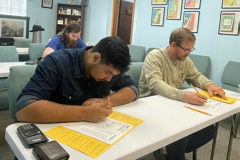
[17,46,139,111]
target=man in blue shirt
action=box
[42,22,86,58]
[16,36,138,123]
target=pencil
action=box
[191,84,199,93]
[107,96,110,105]
[184,106,212,116]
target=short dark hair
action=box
[58,23,81,43]
[91,36,131,73]
[169,27,195,45]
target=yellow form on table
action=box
[44,111,144,159]
[199,90,239,104]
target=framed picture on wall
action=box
[0,15,30,38]
[184,0,201,9]
[167,0,183,20]
[182,11,200,33]
[219,11,240,36]
[222,0,240,9]
[42,0,53,9]
[151,7,165,26]
[152,0,167,5]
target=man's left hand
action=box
[207,83,227,100]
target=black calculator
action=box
[17,123,49,148]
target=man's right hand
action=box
[82,101,112,122]
[183,91,208,105]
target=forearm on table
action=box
[192,75,213,90]
[16,100,85,123]
[109,87,137,107]
[148,79,185,101]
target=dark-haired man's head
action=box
[58,23,81,48]
[85,36,131,82]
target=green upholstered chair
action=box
[125,62,143,86]
[29,43,47,60]
[221,61,240,92]
[0,46,19,110]
[14,39,32,61]
[14,38,32,48]
[189,54,210,77]
[182,54,211,89]
[146,47,157,57]
[128,45,145,62]
[8,65,37,122]
[0,46,19,62]
[221,61,240,138]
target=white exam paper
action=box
[203,99,225,110]
[61,118,133,144]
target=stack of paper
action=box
[44,111,144,158]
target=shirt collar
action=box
[73,46,93,79]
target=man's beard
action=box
[65,35,77,48]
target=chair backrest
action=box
[221,61,240,92]
[128,45,145,62]
[189,54,211,77]
[29,43,47,60]
[146,47,157,57]
[125,62,143,86]
[14,38,32,48]
[0,46,19,62]
[8,65,37,122]
[182,54,211,89]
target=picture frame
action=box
[218,11,240,36]
[167,0,183,20]
[0,15,30,38]
[222,0,240,9]
[151,7,165,26]
[184,0,201,9]
[182,11,200,33]
[152,0,167,5]
[42,0,53,9]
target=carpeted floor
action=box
[1,110,240,160]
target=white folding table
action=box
[0,62,26,78]
[5,89,240,160]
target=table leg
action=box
[210,122,219,160]
[233,113,239,138]
[226,114,237,160]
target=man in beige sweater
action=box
[139,28,226,160]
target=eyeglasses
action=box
[176,43,195,52]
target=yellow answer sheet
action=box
[199,90,238,104]
[44,111,144,159]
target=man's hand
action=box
[207,83,227,100]
[82,98,113,122]
[82,98,109,106]
[183,91,208,105]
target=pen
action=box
[107,96,110,105]
[184,106,212,116]
[191,84,199,93]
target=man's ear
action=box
[92,53,101,64]
[171,42,176,47]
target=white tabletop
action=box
[16,48,28,55]
[5,89,240,160]
[0,62,26,78]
